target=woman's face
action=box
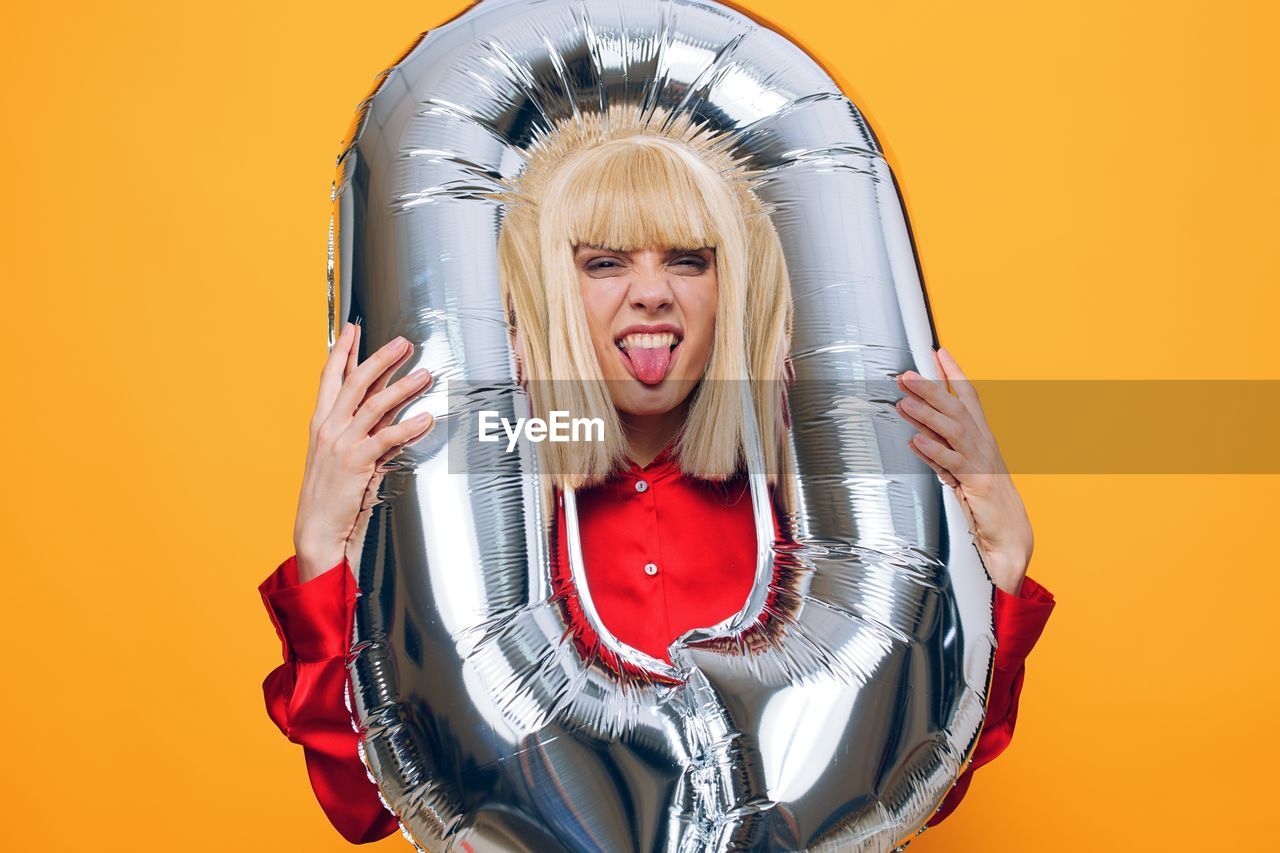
[574,244,717,418]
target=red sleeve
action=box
[926,573,1056,827]
[260,555,399,844]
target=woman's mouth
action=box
[615,331,682,385]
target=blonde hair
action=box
[491,103,793,500]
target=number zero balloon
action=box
[328,1,998,850]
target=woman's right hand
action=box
[292,322,436,583]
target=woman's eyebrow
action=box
[667,248,714,261]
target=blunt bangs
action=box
[553,138,723,254]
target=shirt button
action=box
[644,562,658,576]
[635,480,649,493]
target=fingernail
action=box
[391,335,406,348]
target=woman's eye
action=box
[583,256,707,272]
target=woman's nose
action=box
[628,270,674,312]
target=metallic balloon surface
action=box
[330,1,998,850]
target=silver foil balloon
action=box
[331,0,998,850]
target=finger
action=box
[910,432,966,476]
[897,367,981,455]
[352,367,433,438]
[896,368,968,425]
[369,411,436,462]
[362,341,416,407]
[349,344,420,450]
[935,346,989,433]
[908,436,959,487]
[372,414,436,471]
[896,395,965,448]
[314,322,356,426]
[345,322,361,379]
[329,334,413,426]
[369,370,435,436]
[892,397,949,447]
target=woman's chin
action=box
[609,377,698,417]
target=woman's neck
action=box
[619,398,691,467]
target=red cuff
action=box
[992,574,1055,673]
[259,554,355,663]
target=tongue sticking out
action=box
[627,345,673,385]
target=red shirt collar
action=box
[619,436,681,481]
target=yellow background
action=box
[3,0,1276,850]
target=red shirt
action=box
[549,442,768,673]
[260,447,1056,844]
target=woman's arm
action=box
[925,573,1056,827]
[260,554,399,844]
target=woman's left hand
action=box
[894,347,1034,596]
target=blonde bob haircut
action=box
[492,103,793,498]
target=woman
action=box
[264,108,1056,844]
